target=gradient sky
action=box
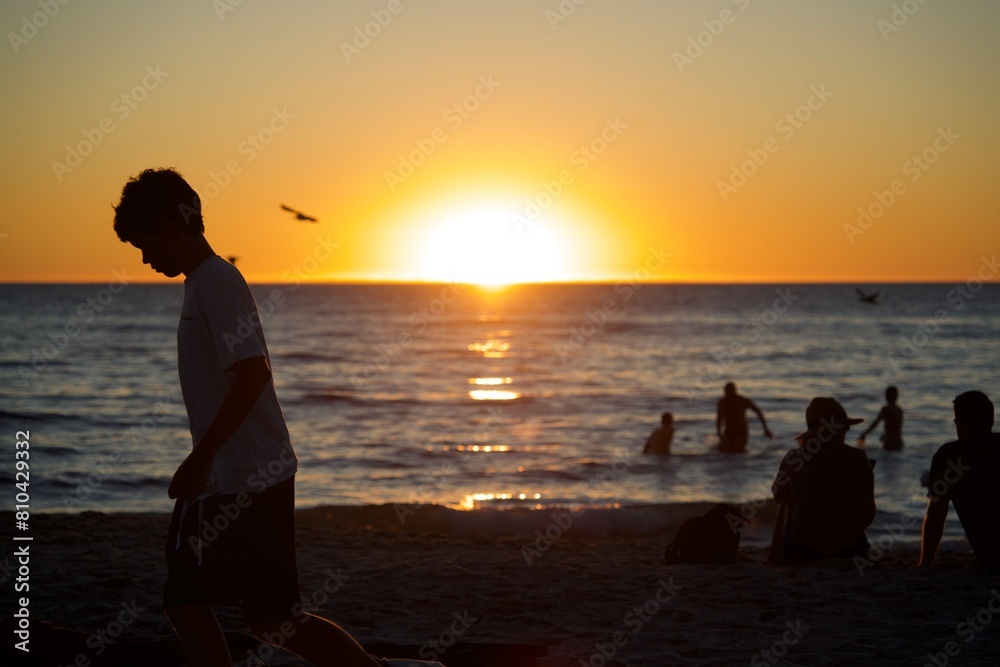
[1,0,997,283]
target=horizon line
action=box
[0,278,993,286]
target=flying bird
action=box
[280,204,318,223]
[226,256,239,265]
[855,288,880,304]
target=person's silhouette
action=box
[915,391,1000,568]
[769,397,875,565]
[857,386,904,450]
[643,412,674,455]
[112,168,425,667]
[716,382,773,453]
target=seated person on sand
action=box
[643,412,674,455]
[915,391,1000,568]
[769,397,876,564]
[857,386,904,450]
[716,382,772,453]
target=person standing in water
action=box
[857,386,904,450]
[716,382,773,453]
[643,412,674,455]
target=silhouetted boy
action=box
[113,168,388,667]
[857,386,904,450]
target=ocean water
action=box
[2,281,999,545]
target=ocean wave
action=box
[293,501,780,540]
[45,474,166,490]
[296,392,530,407]
[17,501,931,547]
[280,351,348,362]
[0,408,81,423]
[38,445,80,457]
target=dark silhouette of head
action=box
[795,396,864,446]
[724,382,736,397]
[113,168,203,243]
[113,168,214,279]
[886,386,899,404]
[953,391,994,434]
[661,412,673,426]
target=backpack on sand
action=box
[664,503,745,565]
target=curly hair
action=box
[113,168,204,242]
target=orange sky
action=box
[1,0,997,284]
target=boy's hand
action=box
[168,450,213,501]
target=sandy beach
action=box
[4,510,1000,666]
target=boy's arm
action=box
[768,502,786,564]
[169,355,273,501]
[914,496,949,568]
[769,457,790,563]
[857,408,884,443]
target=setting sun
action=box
[420,208,567,286]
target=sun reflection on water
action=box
[467,340,510,358]
[469,389,521,401]
[460,492,543,510]
[455,444,511,452]
[468,377,512,385]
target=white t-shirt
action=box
[177,255,297,495]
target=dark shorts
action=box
[163,477,300,623]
